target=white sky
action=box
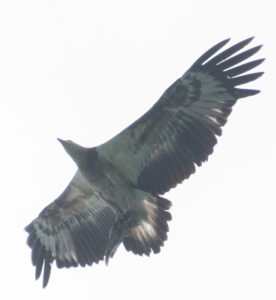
[1,1,275,299]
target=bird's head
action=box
[57,138,88,165]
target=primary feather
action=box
[25,37,264,287]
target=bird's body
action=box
[25,37,264,287]
[71,146,134,212]
[61,144,152,222]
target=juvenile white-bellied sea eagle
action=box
[25,37,264,287]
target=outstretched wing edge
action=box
[97,37,264,195]
[25,171,117,288]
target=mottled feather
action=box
[25,37,263,288]
[25,172,117,287]
[98,37,263,195]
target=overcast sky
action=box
[1,1,275,299]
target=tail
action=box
[123,195,172,256]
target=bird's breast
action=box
[79,152,139,214]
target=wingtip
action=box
[254,44,264,52]
[42,260,51,288]
[218,37,231,48]
[257,57,266,64]
[57,137,64,144]
[252,71,265,80]
[244,36,255,43]
[244,36,264,54]
[35,266,42,281]
[234,88,261,98]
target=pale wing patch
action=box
[25,171,117,287]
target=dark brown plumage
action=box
[25,37,264,288]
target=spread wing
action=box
[97,37,264,195]
[25,171,117,288]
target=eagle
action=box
[25,37,264,288]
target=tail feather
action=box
[123,196,172,256]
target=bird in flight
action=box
[25,37,264,288]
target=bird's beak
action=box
[57,138,71,156]
[57,138,68,150]
[57,138,65,145]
